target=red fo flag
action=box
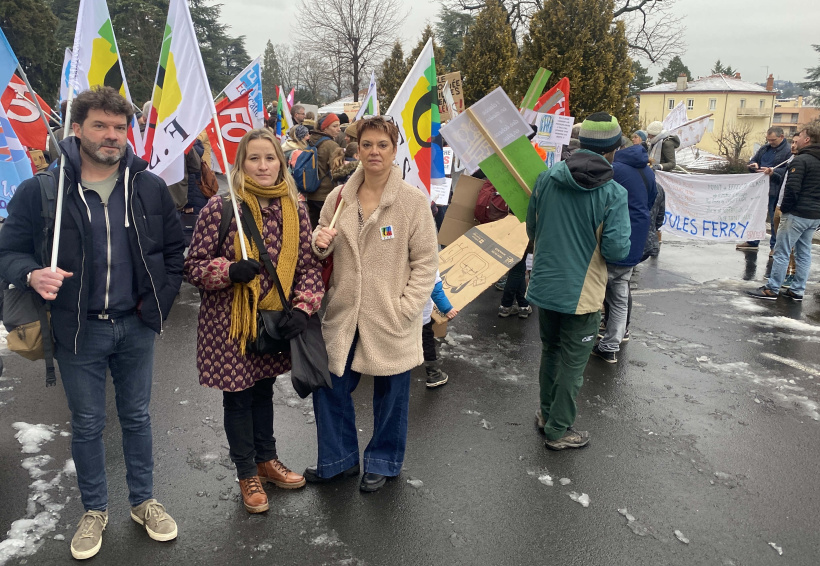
[1,74,53,151]
[205,90,253,169]
[534,77,570,117]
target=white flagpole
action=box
[50,88,75,271]
[210,112,247,258]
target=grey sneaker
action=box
[517,305,533,319]
[535,409,545,433]
[131,499,178,541]
[545,427,591,451]
[70,510,108,560]
[498,304,520,318]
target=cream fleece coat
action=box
[312,166,439,377]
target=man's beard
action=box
[80,137,126,166]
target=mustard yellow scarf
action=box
[229,175,300,354]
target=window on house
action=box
[707,119,715,133]
[668,99,675,110]
[789,126,797,135]
[709,98,717,111]
[759,99,765,109]
[773,113,783,122]
[740,99,746,108]
[791,114,799,123]
[687,99,695,110]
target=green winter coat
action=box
[526,149,631,315]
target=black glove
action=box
[277,309,309,340]
[229,259,261,284]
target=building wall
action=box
[638,91,776,157]
[772,106,820,136]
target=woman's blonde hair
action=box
[230,128,298,205]
[329,147,345,171]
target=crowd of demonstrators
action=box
[184,128,323,513]
[0,87,183,560]
[748,123,820,302]
[592,136,657,364]
[281,124,310,163]
[310,116,439,492]
[645,121,680,171]
[526,112,631,449]
[771,133,801,287]
[422,271,458,387]
[736,127,792,253]
[305,113,357,227]
[291,104,306,125]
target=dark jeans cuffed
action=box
[222,377,278,479]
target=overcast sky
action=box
[220,0,819,88]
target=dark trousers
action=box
[307,200,324,229]
[422,321,437,362]
[537,308,599,441]
[222,377,278,479]
[501,258,529,308]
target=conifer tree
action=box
[629,60,652,96]
[261,41,280,106]
[407,25,445,77]
[518,0,634,129]
[457,0,517,106]
[379,41,407,111]
[657,55,692,84]
[1,0,59,102]
[434,6,473,71]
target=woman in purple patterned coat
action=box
[184,129,323,514]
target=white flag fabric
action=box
[669,114,711,150]
[663,101,688,131]
[223,56,264,128]
[69,0,141,150]
[657,171,768,242]
[354,72,379,120]
[59,48,74,103]
[143,0,216,185]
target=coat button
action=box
[264,238,271,245]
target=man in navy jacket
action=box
[0,87,184,560]
[592,139,656,364]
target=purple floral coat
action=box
[183,196,323,392]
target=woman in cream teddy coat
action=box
[308,116,438,492]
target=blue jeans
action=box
[766,213,820,296]
[501,258,529,308]
[747,194,779,248]
[55,314,156,511]
[312,335,412,477]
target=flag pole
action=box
[15,64,62,157]
[210,112,247,258]
[50,89,76,271]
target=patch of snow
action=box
[407,479,423,489]
[568,492,590,507]
[559,478,572,486]
[538,474,553,487]
[768,542,783,556]
[12,423,55,454]
[674,530,690,544]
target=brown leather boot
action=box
[238,476,269,513]
[257,459,306,489]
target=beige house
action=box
[639,74,777,157]
[772,96,820,136]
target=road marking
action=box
[632,285,702,296]
[761,352,820,377]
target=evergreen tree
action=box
[261,40,280,106]
[379,41,407,111]
[110,0,168,104]
[434,6,473,71]
[800,45,820,101]
[1,0,60,102]
[518,0,634,129]
[407,24,445,78]
[657,55,692,84]
[711,59,735,76]
[629,59,652,96]
[457,0,517,106]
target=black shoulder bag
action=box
[238,201,294,356]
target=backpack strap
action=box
[216,195,234,255]
[34,171,57,387]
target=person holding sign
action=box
[184,129,323,514]
[309,116,439,492]
[526,112,631,450]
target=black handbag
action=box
[238,202,294,356]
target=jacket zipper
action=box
[130,171,163,335]
[103,203,112,313]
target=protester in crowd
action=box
[0,86,184,559]
[498,253,532,319]
[748,124,820,301]
[736,127,792,253]
[265,115,278,132]
[305,113,357,227]
[291,104,306,125]
[345,142,359,162]
[526,112,631,450]
[646,121,680,172]
[645,180,666,258]
[197,129,212,169]
[593,136,656,364]
[141,101,152,133]
[282,124,310,163]
[562,123,582,159]
[771,133,801,287]
[178,139,206,246]
[309,116,438,492]
[345,121,359,144]
[184,128,323,512]
[329,145,359,185]
[422,271,458,388]
[631,130,648,152]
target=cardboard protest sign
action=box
[534,113,575,147]
[438,174,484,246]
[431,177,452,206]
[437,72,464,122]
[441,87,546,222]
[656,171,768,241]
[432,215,529,323]
[521,68,551,111]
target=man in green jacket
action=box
[526,112,631,450]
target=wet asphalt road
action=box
[1,235,820,566]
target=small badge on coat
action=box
[380,225,394,240]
